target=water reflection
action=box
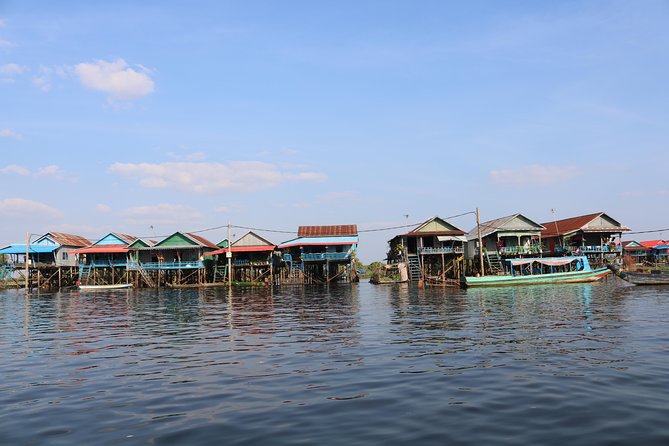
[2,282,669,445]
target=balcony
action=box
[498,246,543,256]
[302,252,351,262]
[418,247,464,255]
[141,261,203,270]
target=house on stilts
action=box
[540,212,630,266]
[278,225,359,284]
[133,231,218,287]
[0,232,90,290]
[71,233,138,287]
[386,216,466,283]
[465,213,545,275]
[208,231,276,285]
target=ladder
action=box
[407,255,422,281]
[485,251,504,275]
[136,263,156,287]
[78,264,93,284]
[0,264,13,284]
[213,264,228,283]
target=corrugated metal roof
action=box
[110,233,138,244]
[209,246,275,255]
[185,233,219,249]
[540,212,630,238]
[279,235,359,248]
[297,225,358,237]
[466,214,545,240]
[43,232,91,247]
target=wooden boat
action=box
[607,264,669,285]
[78,283,133,291]
[461,256,610,288]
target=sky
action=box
[1,0,668,263]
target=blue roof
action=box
[279,236,359,248]
[0,244,58,255]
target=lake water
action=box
[2,278,669,445]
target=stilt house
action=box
[540,212,630,264]
[387,216,466,282]
[208,231,276,284]
[278,225,359,284]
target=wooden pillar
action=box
[476,208,485,276]
[58,267,62,290]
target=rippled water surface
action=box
[2,279,669,445]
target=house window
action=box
[62,252,68,260]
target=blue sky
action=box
[1,1,668,263]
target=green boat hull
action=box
[462,267,610,288]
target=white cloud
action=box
[0,39,13,47]
[96,204,112,213]
[0,129,22,139]
[35,165,60,176]
[490,164,583,187]
[121,203,204,226]
[109,161,327,193]
[0,164,67,180]
[167,151,207,161]
[0,63,26,75]
[0,164,30,175]
[0,198,63,219]
[74,58,154,102]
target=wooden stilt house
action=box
[135,232,218,287]
[540,212,630,265]
[466,214,545,275]
[208,232,276,285]
[0,232,90,289]
[71,233,138,286]
[278,225,359,284]
[387,216,466,283]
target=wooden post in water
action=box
[476,208,485,277]
[227,223,232,287]
[24,232,29,294]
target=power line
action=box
[626,228,669,236]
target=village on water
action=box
[1,210,668,291]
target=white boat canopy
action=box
[436,235,467,242]
[509,258,576,267]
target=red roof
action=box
[70,244,129,254]
[639,240,666,248]
[185,233,219,249]
[209,246,275,255]
[540,212,629,238]
[298,225,358,237]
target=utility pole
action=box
[476,208,485,277]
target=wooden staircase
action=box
[485,251,504,275]
[407,255,422,281]
[213,264,228,283]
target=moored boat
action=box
[462,256,610,288]
[78,283,133,291]
[607,264,669,285]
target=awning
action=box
[436,235,467,242]
[209,246,275,255]
[70,245,129,254]
[509,258,576,267]
[0,244,58,255]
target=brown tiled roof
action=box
[540,212,629,238]
[47,232,91,247]
[298,225,358,237]
[186,232,219,249]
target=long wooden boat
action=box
[462,256,610,288]
[607,265,669,285]
[78,283,133,291]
